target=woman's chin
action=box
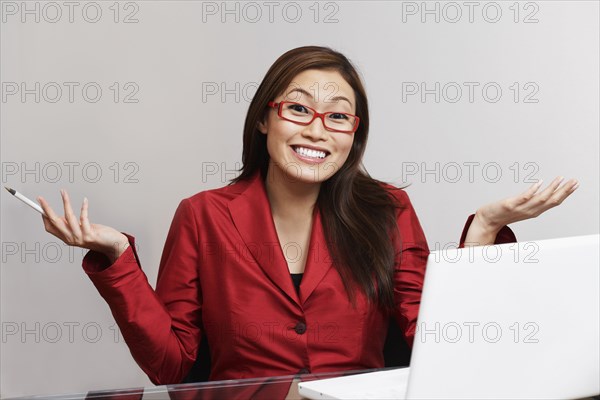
[268,158,342,184]
[298,164,340,182]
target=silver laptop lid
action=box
[407,234,600,399]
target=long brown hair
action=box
[231,46,404,311]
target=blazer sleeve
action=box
[81,198,202,385]
[458,214,517,247]
[392,190,430,349]
[391,194,518,349]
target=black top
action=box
[290,273,303,293]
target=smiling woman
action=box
[36,45,578,386]
[258,69,358,181]
[245,65,402,310]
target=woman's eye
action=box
[329,113,349,120]
[289,104,308,113]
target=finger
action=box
[37,196,71,234]
[528,179,544,195]
[80,197,92,235]
[537,176,564,201]
[37,195,62,223]
[37,196,68,238]
[514,179,543,205]
[40,213,56,234]
[61,189,82,238]
[51,189,79,245]
[561,178,579,193]
[548,178,579,205]
[571,180,580,192]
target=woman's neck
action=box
[264,164,321,220]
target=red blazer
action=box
[82,171,516,385]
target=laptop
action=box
[298,234,600,399]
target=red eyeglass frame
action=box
[267,101,360,134]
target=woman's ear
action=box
[257,119,268,134]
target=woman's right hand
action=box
[37,189,130,264]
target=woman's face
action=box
[258,69,357,185]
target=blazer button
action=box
[298,368,310,374]
[294,322,307,334]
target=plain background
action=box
[1,1,598,397]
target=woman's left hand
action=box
[464,176,579,246]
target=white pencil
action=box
[4,186,46,216]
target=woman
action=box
[37,46,578,385]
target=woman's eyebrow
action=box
[286,87,353,108]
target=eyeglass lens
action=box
[281,102,356,132]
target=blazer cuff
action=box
[458,214,517,248]
[82,232,141,275]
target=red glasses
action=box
[267,101,360,134]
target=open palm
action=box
[37,189,129,262]
[477,176,579,231]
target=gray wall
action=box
[1,1,598,397]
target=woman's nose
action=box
[302,116,328,140]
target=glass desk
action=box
[8,367,600,400]
[7,368,393,400]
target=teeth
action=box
[294,146,327,159]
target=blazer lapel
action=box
[299,207,333,304]
[228,171,301,307]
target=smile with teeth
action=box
[292,146,329,159]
